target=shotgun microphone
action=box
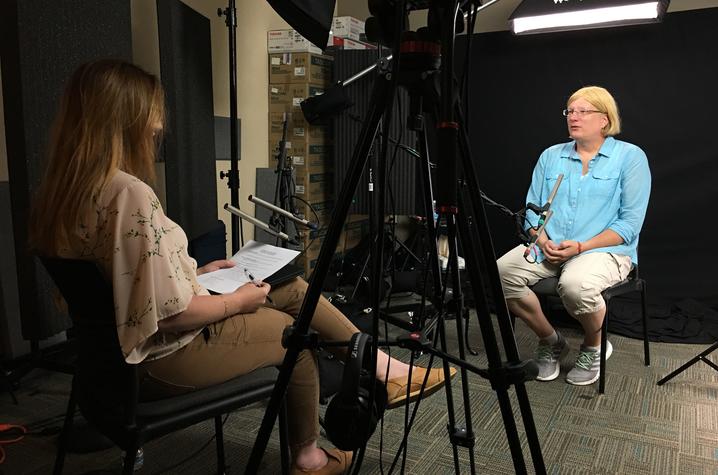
[524,173,564,259]
[224,203,297,244]
[249,195,318,230]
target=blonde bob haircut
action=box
[567,86,621,137]
[30,59,165,254]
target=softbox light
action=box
[267,0,336,49]
[511,0,670,35]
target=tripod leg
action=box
[246,73,395,474]
[442,214,478,473]
[456,110,546,474]
[409,95,466,471]
[657,341,718,385]
[453,197,527,474]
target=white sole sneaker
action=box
[566,342,614,386]
[535,343,568,381]
[536,365,560,382]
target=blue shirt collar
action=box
[561,136,617,160]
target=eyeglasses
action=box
[563,108,604,117]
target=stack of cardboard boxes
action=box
[267,17,371,276]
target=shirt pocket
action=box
[590,171,620,198]
[544,171,565,200]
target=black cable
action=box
[288,194,322,258]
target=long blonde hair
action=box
[30,59,165,254]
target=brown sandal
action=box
[291,447,352,475]
[385,366,457,409]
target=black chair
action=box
[527,267,650,394]
[41,257,290,475]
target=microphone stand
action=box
[218,0,243,254]
[269,116,299,248]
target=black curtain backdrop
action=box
[458,8,718,342]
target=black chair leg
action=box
[641,282,650,366]
[599,304,609,394]
[53,383,78,475]
[214,415,226,474]
[122,446,138,475]
[279,398,290,475]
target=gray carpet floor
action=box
[2,314,718,474]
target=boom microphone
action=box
[224,203,296,244]
[248,195,318,230]
[523,173,563,258]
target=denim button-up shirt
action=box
[525,136,651,265]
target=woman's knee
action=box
[557,276,601,315]
[497,253,528,298]
[497,253,516,286]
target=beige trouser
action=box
[497,245,632,317]
[140,277,358,449]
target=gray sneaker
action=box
[534,333,567,381]
[566,341,613,386]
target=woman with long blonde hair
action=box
[31,59,453,474]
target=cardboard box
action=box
[268,137,332,168]
[296,214,368,257]
[295,199,335,227]
[269,111,329,141]
[293,231,336,277]
[269,52,334,86]
[332,16,364,41]
[294,171,333,202]
[269,83,325,113]
[327,36,376,50]
[268,29,324,54]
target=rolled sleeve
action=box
[608,149,651,244]
[524,150,548,230]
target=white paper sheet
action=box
[196,240,300,294]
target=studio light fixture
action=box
[510,0,670,35]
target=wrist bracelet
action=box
[577,242,583,254]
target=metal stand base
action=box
[657,341,718,385]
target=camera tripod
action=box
[247,2,545,473]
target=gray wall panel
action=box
[157,0,218,241]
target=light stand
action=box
[217,0,243,254]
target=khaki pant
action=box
[140,277,358,448]
[497,245,632,317]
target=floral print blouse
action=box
[59,170,207,364]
